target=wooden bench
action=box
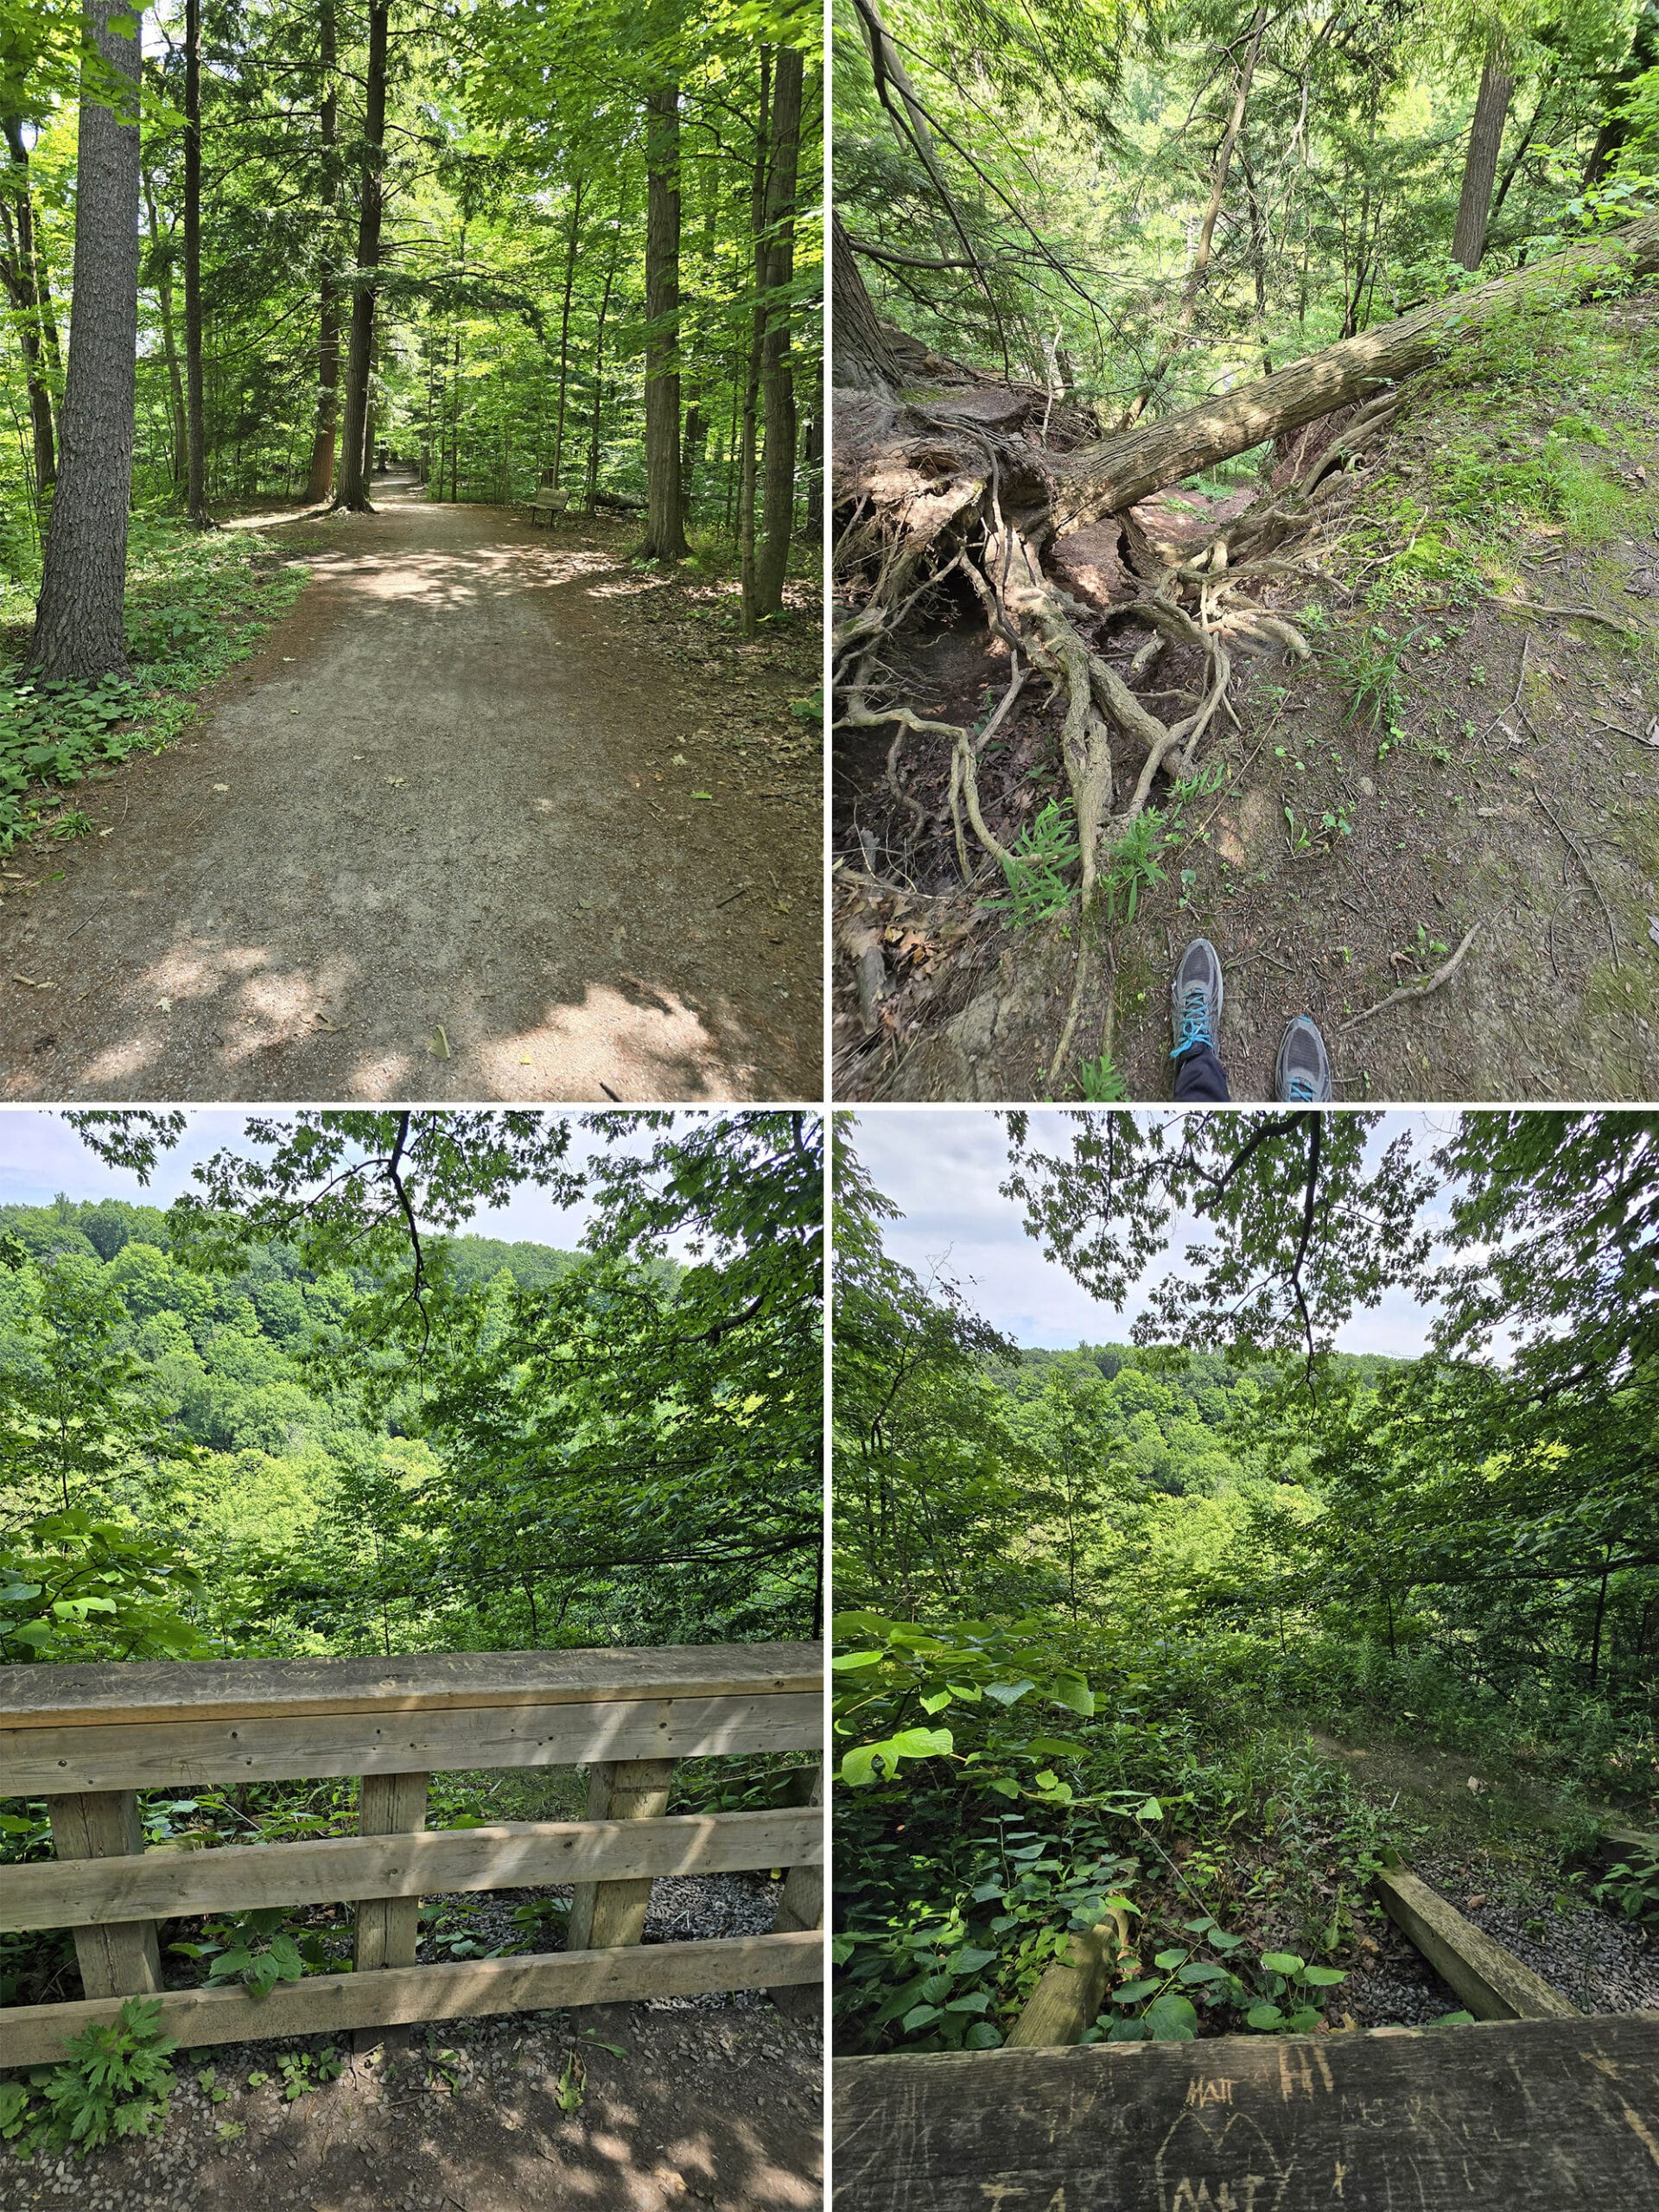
[527,486,569,525]
[0,1643,823,2067]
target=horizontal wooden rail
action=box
[834,2013,1659,2209]
[1375,1866,1578,2021]
[0,1644,822,1732]
[0,1929,823,2070]
[0,1692,821,1795]
[1,1806,822,1931]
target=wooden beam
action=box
[833,2014,1659,2210]
[1004,1921,1122,2048]
[771,1764,824,2022]
[0,1690,821,1796]
[43,1793,160,2003]
[0,1643,823,1729]
[0,1929,824,2070]
[566,1759,677,1952]
[1375,1866,1579,2020]
[353,1772,427,1974]
[0,1807,825,1932]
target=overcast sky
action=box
[0,1109,625,1251]
[843,1109,1465,1356]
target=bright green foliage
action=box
[0,1999,177,2158]
[988,800,1081,930]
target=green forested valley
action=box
[0,1109,822,2060]
[832,0,1659,1106]
[832,1110,1659,2054]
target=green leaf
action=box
[1136,1798,1163,1821]
[1245,2002,1286,2031]
[900,2005,942,2032]
[1302,1966,1346,1986]
[1142,1994,1198,2043]
[1110,1978,1161,2005]
[962,2022,1002,2049]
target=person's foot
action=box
[1171,938,1224,1060]
[1275,1016,1332,1102]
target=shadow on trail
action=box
[0,480,820,1102]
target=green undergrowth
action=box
[832,1613,1644,2056]
[0,515,308,850]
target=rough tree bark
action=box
[305,0,340,504]
[29,0,142,680]
[1452,43,1515,272]
[641,82,687,560]
[141,173,185,484]
[756,41,804,618]
[334,0,388,514]
[182,0,211,525]
[2,118,58,498]
[550,176,582,486]
[739,52,772,630]
[832,211,911,391]
[585,227,620,512]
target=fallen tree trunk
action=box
[1042,212,1659,536]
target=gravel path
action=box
[0,482,821,1101]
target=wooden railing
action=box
[0,1642,823,2069]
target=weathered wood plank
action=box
[0,1690,821,1796]
[771,1765,824,2022]
[0,1929,824,2070]
[353,1772,427,1974]
[833,2015,1659,2211]
[0,1643,823,1728]
[43,1794,161,2002]
[1004,1921,1122,2048]
[1376,1866,1579,2020]
[566,1760,677,1953]
[0,1807,824,1932]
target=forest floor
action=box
[836,287,1659,1101]
[0,478,821,1102]
[2,1876,821,2212]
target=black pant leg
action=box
[1173,1044,1231,1101]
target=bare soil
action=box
[0,480,822,1102]
[834,298,1659,1103]
[0,2001,822,2212]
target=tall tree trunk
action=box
[141,175,185,485]
[334,0,388,513]
[800,405,821,539]
[1123,3,1267,426]
[755,41,803,618]
[641,82,687,559]
[738,53,771,632]
[305,0,340,504]
[29,0,141,680]
[3,119,58,496]
[1452,44,1514,272]
[831,209,903,391]
[678,180,720,525]
[585,234,618,511]
[182,0,211,525]
[550,177,582,486]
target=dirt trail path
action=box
[0,480,821,1101]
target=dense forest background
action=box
[833,1111,1659,2052]
[835,0,1659,418]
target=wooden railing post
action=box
[353,1771,428,1972]
[771,1764,823,2018]
[45,1792,161,2001]
[566,1758,677,1951]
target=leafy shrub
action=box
[0,1998,176,2158]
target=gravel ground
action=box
[1416,1848,1659,2014]
[0,1875,821,2212]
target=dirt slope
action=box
[836,287,1659,1102]
[0,481,821,1103]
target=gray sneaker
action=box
[1171,938,1224,1059]
[1275,1016,1332,1101]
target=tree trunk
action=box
[334,0,388,513]
[832,209,905,391]
[1042,211,1659,536]
[141,174,185,485]
[3,118,58,497]
[29,0,142,680]
[585,234,619,511]
[1122,3,1267,426]
[305,0,340,504]
[738,52,771,632]
[550,177,582,486]
[1452,46,1515,272]
[755,41,803,618]
[182,0,211,526]
[641,82,687,560]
